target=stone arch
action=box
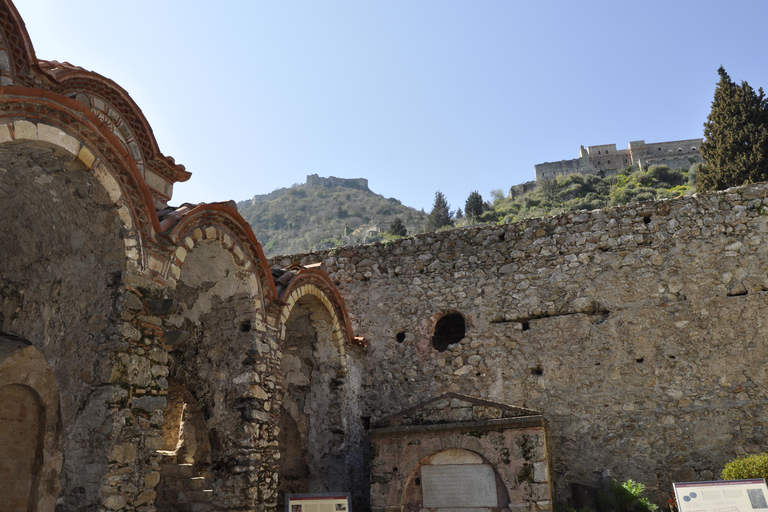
[41,62,190,207]
[0,90,175,270]
[166,233,276,510]
[279,279,349,364]
[0,336,62,512]
[165,205,278,306]
[0,129,131,508]
[402,448,511,512]
[277,275,355,505]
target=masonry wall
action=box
[276,182,768,506]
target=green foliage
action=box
[722,453,768,481]
[484,165,693,225]
[598,479,658,512]
[428,191,452,230]
[237,182,427,257]
[465,190,484,222]
[389,217,407,237]
[698,66,768,192]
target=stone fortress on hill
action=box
[2,2,768,512]
[510,138,704,197]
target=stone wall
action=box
[276,182,768,506]
[534,139,703,182]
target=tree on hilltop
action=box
[389,217,407,237]
[698,66,768,192]
[465,190,484,223]
[428,191,452,230]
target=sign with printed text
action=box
[286,493,351,512]
[674,479,768,512]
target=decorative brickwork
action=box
[6,1,768,511]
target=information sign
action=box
[673,479,768,512]
[286,493,351,512]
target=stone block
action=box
[38,124,80,155]
[13,120,37,140]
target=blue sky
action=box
[16,1,768,212]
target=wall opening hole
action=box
[499,232,506,242]
[361,416,371,430]
[595,362,601,366]
[531,365,543,376]
[521,321,530,331]
[431,313,466,352]
[393,467,398,473]
[636,357,644,363]
[643,216,651,224]
[669,355,676,359]
[396,331,406,343]
[240,321,252,332]
[415,478,421,486]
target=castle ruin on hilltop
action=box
[1,3,767,512]
[511,138,704,198]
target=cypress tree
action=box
[389,217,407,237]
[698,67,768,192]
[465,190,484,223]
[428,191,451,230]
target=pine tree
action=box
[389,217,407,237]
[698,67,768,192]
[428,191,451,230]
[465,190,484,223]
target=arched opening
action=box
[432,313,466,352]
[156,379,212,511]
[278,295,347,505]
[0,135,124,509]
[0,336,62,512]
[0,383,43,512]
[168,239,268,510]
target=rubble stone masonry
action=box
[277,182,768,504]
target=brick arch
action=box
[41,63,190,206]
[0,93,162,267]
[0,0,188,207]
[278,269,357,363]
[0,0,41,87]
[165,204,278,305]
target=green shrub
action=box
[599,479,658,512]
[722,453,768,480]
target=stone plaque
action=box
[421,464,498,508]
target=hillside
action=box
[237,175,428,257]
[458,163,700,227]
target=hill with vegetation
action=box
[237,177,428,257]
[457,163,699,227]
[237,164,699,257]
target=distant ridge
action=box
[238,175,427,257]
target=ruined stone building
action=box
[2,2,768,511]
[534,139,704,181]
[510,139,704,198]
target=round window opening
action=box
[432,313,466,352]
